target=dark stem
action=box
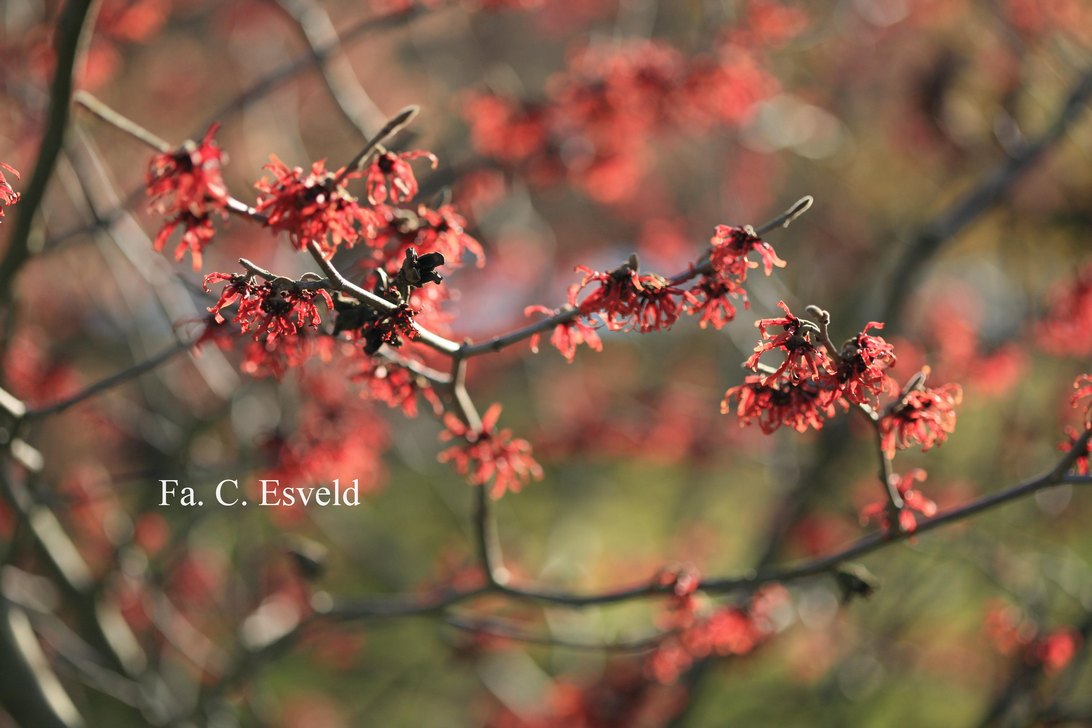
[0,0,97,307]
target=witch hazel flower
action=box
[746,301,831,385]
[1072,374,1092,419]
[573,259,690,333]
[439,404,543,499]
[711,224,786,278]
[860,469,936,534]
[722,374,834,433]
[254,156,375,256]
[525,303,603,362]
[204,272,333,344]
[145,124,229,269]
[879,370,962,456]
[828,322,897,406]
[364,150,437,205]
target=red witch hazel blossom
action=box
[0,162,20,222]
[573,263,689,333]
[525,304,603,363]
[439,404,543,499]
[722,374,834,433]
[254,156,374,256]
[828,322,897,406]
[646,577,785,684]
[746,301,831,385]
[204,272,333,344]
[364,150,437,205]
[145,124,228,269]
[860,469,936,534]
[879,373,963,456]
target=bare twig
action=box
[23,337,197,420]
[74,91,170,153]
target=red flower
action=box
[860,469,936,534]
[204,272,333,343]
[353,358,440,417]
[525,304,603,362]
[573,264,689,333]
[254,156,375,256]
[146,125,229,269]
[646,586,784,684]
[439,404,543,499]
[684,275,743,330]
[146,124,228,216]
[710,224,786,278]
[746,301,831,384]
[0,162,20,222]
[879,379,962,456]
[365,150,437,204]
[722,374,834,433]
[363,304,420,354]
[153,212,216,270]
[829,322,897,406]
[364,204,484,272]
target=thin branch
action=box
[0,0,97,304]
[73,91,170,153]
[269,0,388,139]
[334,105,419,185]
[306,241,461,354]
[198,5,434,134]
[443,614,664,652]
[24,337,197,420]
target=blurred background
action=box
[1,0,1091,725]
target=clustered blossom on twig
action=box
[859,469,936,534]
[525,225,788,362]
[646,566,786,683]
[439,404,543,499]
[254,156,375,256]
[145,124,228,269]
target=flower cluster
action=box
[352,358,440,418]
[204,272,333,344]
[254,156,374,256]
[859,469,937,534]
[573,264,690,334]
[439,404,543,499]
[722,374,834,434]
[879,377,963,456]
[527,227,788,362]
[364,150,437,205]
[686,225,786,330]
[746,301,830,384]
[832,322,898,405]
[145,125,229,269]
[464,35,782,203]
[0,162,20,223]
[646,574,785,684]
